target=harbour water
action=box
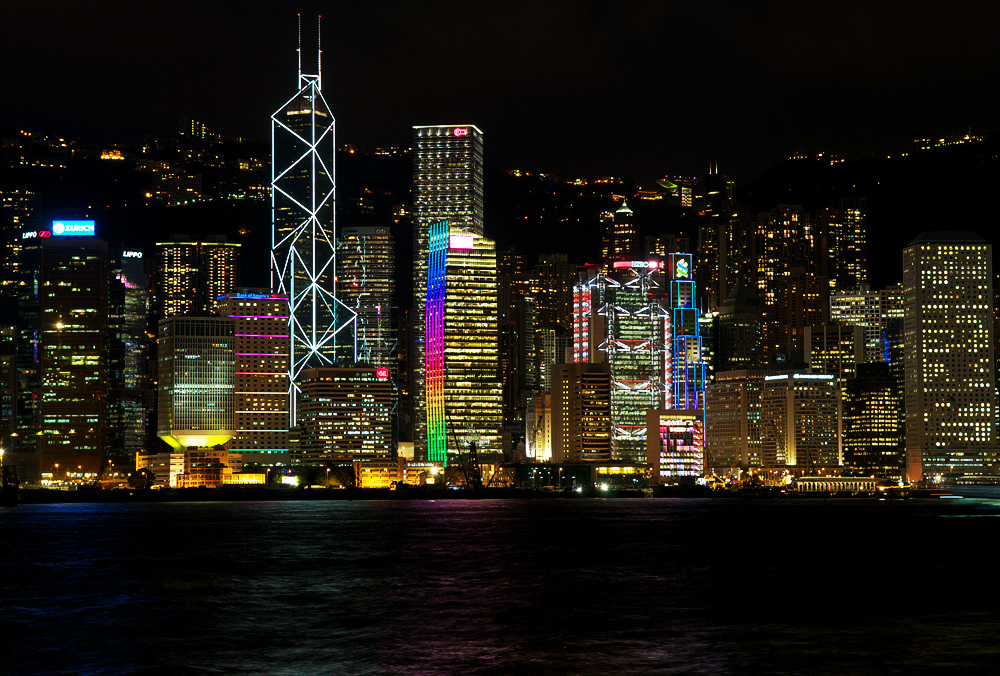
[3,498,999,675]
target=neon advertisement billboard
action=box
[376,367,390,380]
[612,260,662,269]
[453,127,468,137]
[51,220,95,237]
[449,234,474,249]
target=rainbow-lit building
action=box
[413,124,485,459]
[423,220,501,464]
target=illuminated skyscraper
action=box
[107,247,151,473]
[337,227,395,367]
[156,316,235,452]
[760,373,841,472]
[153,237,240,317]
[217,292,290,467]
[16,228,108,484]
[818,197,868,293]
[601,201,640,265]
[714,277,762,371]
[0,326,15,452]
[903,232,995,481]
[423,224,502,463]
[272,26,356,418]
[412,124,484,457]
[829,284,904,365]
[697,169,736,308]
[552,362,612,463]
[297,365,392,461]
[573,261,670,464]
[705,370,767,475]
[0,187,39,303]
[752,206,825,362]
[843,362,904,478]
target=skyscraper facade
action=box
[424,224,502,463]
[297,365,392,462]
[16,231,108,483]
[156,316,236,451]
[552,362,612,463]
[107,247,151,471]
[760,374,841,472]
[843,362,904,478]
[217,292,290,466]
[705,370,767,475]
[412,124,485,458]
[573,261,669,464]
[272,52,356,405]
[153,237,240,317]
[0,187,39,303]
[902,232,995,481]
[337,226,395,367]
[829,284,904,365]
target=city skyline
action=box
[4,2,999,181]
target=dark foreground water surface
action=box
[3,498,1000,675]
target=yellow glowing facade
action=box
[156,317,235,451]
[440,230,502,457]
[903,233,995,480]
[760,374,841,470]
[154,238,240,317]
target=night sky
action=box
[5,1,999,183]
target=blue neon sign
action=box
[51,220,95,237]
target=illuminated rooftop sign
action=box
[51,220,95,237]
[453,127,468,137]
[449,234,475,249]
[674,257,690,279]
[376,367,390,380]
[21,230,51,239]
[612,260,662,269]
[217,292,289,301]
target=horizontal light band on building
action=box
[230,449,289,452]
[236,430,288,433]
[228,316,289,319]
[235,334,288,338]
[236,411,289,414]
[235,372,287,375]
[764,374,835,381]
[236,353,289,356]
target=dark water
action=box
[3,498,1000,675]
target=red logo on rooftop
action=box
[453,128,468,137]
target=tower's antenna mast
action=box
[317,15,323,89]
[297,14,302,82]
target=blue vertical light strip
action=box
[668,253,707,411]
[425,220,448,463]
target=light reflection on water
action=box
[2,499,999,675]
